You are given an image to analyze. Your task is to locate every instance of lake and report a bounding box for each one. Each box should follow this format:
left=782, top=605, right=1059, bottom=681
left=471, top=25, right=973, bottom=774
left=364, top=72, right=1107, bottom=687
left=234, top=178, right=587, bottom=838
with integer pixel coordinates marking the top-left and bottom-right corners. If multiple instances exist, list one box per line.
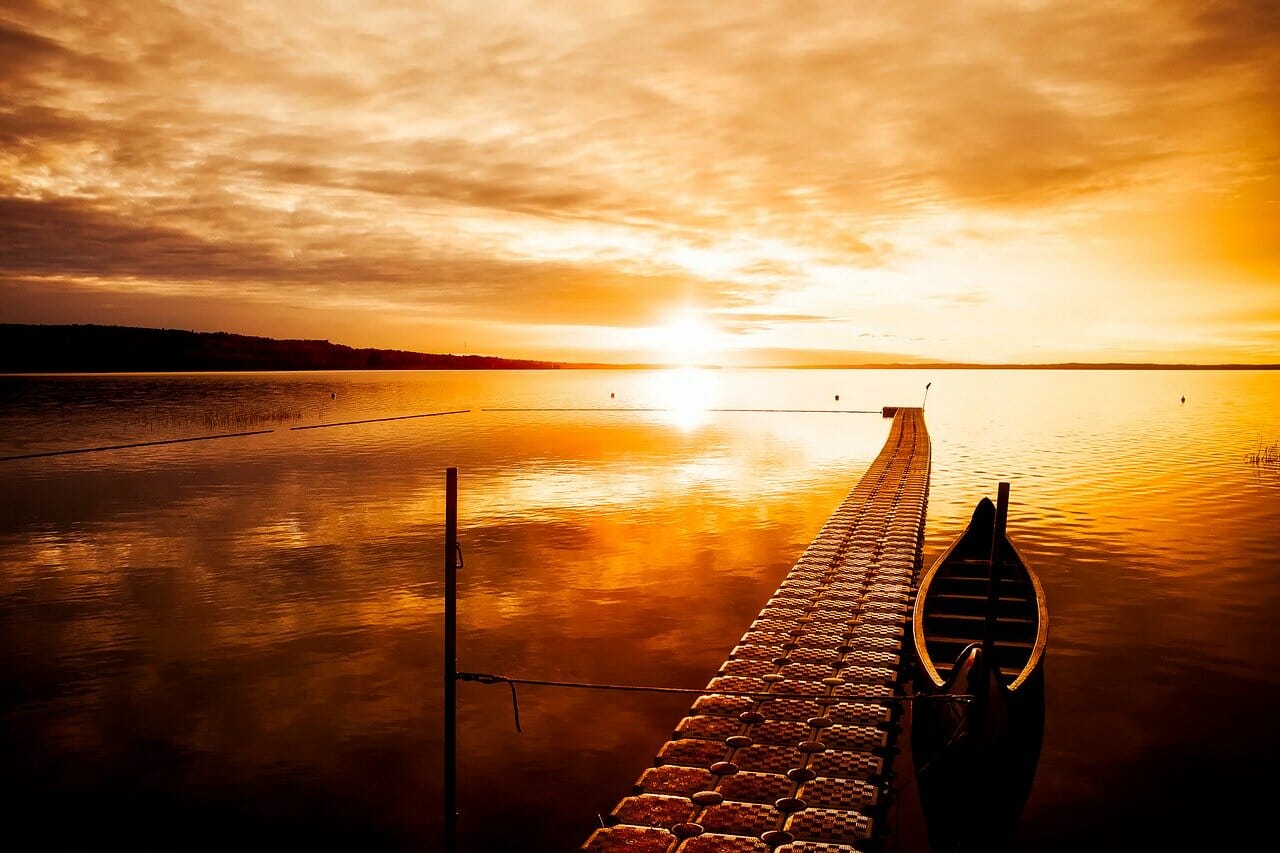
left=1, top=368, right=1277, bottom=851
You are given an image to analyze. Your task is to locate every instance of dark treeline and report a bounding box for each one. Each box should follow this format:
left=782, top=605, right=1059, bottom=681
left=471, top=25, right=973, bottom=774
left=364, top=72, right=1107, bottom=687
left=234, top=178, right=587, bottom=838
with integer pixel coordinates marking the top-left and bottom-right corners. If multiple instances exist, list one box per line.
left=0, top=324, right=565, bottom=372
left=4, top=324, right=1275, bottom=373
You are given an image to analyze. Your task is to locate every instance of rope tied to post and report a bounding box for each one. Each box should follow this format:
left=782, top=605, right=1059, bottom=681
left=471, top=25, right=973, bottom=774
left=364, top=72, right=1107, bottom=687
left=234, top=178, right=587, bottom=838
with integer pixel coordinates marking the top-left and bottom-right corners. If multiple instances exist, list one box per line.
left=457, top=672, right=522, bottom=731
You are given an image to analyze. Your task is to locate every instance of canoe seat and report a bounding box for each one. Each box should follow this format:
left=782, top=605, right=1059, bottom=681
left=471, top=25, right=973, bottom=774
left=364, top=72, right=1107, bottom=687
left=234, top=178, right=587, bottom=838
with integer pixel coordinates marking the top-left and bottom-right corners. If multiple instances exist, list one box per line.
left=925, top=634, right=1034, bottom=652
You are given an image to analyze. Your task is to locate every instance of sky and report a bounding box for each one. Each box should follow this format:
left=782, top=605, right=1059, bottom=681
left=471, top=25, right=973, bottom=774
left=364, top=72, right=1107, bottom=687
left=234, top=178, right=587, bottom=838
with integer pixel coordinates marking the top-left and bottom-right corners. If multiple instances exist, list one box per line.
left=1, top=0, right=1277, bottom=365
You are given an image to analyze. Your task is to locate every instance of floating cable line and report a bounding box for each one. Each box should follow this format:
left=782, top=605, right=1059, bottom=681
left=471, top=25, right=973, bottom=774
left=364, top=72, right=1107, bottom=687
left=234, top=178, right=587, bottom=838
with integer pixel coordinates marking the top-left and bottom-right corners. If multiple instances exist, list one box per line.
left=480, top=407, right=881, bottom=414
left=457, top=671, right=966, bottom=702
left=289, top=409, right=471, bottom=430
left=457, top=670, right=969, bottom=733
left=0, top=429, right=276, bottom=462
left=1, top=409, right=474, bottom=461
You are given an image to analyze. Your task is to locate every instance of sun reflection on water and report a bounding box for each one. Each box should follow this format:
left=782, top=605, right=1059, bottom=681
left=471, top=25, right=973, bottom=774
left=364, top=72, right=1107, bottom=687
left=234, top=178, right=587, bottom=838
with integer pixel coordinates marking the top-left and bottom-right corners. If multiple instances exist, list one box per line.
left=643, top=366, right=719, bottom=431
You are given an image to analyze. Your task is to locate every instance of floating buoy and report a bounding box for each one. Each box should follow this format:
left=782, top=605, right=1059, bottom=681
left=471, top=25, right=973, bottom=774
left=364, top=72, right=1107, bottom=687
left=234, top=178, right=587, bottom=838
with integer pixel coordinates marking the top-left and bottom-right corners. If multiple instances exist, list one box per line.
left=1181, top=396, right=1185, bottom=403
left=611, top=392, right=615, bottom=398
left=835, top=394, right=839, bottom=401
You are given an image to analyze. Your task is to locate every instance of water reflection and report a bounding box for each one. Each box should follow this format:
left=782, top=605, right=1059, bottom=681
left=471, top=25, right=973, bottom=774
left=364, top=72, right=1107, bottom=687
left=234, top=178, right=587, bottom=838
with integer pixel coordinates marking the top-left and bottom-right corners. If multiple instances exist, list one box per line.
left=641, top=366, right=718, bottom=431
left=1, top=369, right=1278, bottom=851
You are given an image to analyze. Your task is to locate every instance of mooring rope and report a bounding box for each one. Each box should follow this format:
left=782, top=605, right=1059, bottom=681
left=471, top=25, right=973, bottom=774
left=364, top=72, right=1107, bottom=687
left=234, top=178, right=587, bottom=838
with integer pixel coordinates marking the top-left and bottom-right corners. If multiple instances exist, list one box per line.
left=457, top=671, right=970, bottom=733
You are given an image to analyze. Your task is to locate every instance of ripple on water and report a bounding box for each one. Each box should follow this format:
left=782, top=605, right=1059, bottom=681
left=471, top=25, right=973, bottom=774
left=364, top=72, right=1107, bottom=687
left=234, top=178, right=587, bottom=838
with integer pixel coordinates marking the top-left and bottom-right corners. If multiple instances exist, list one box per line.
left=1, top=368, right=1279, bottom=850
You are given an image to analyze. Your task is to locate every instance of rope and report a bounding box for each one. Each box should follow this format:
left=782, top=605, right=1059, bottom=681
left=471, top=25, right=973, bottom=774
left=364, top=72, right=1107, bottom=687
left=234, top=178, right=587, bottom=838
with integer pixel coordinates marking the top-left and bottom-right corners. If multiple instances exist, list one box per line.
left=1, top=408, right=471, bottom=461
left=2, top=404, right=874, bottom=461
left=457, top=671, right=971, bottom=733
left=480, top=407, right=881, bottom=414
left=290, top=409, right=470, bottom=430
left=0, top=428, right=275, bottom=461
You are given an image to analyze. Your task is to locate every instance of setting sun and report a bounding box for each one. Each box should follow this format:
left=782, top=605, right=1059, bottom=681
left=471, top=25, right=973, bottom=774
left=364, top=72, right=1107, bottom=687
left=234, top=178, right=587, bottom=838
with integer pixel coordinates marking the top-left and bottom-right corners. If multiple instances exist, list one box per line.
left=646, top=313, right=723, bottom=367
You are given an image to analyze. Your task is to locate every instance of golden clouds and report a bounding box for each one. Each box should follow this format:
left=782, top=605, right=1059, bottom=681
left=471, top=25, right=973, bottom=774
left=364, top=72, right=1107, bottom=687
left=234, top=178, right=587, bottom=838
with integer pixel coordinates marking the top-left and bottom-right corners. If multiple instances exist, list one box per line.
left=0, top=1, right=1276, bottom=362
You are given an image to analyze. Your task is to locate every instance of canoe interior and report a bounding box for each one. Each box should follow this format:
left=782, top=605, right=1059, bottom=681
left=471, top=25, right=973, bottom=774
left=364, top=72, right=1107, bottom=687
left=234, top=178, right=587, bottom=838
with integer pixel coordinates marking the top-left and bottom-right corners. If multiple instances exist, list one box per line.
left=915, top=497, right=1046, bottom=689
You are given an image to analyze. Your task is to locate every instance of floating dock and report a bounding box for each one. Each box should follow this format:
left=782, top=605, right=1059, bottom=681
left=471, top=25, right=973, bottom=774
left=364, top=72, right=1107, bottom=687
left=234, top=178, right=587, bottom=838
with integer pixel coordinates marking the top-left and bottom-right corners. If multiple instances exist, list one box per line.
left=583, top=407, right=931, bottom=852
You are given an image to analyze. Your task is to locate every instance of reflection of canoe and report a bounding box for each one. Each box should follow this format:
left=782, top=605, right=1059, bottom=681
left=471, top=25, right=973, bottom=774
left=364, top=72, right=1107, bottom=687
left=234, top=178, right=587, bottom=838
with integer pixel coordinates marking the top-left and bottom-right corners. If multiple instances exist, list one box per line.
left=910, top=482, right=1049, bottom=853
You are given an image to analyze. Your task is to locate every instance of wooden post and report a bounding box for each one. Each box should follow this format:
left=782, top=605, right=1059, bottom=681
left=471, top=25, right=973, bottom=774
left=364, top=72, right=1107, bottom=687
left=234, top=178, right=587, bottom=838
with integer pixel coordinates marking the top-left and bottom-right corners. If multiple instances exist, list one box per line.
left=981, top=481, right=1011, bottom=664
left=444, top=467, right=458, bottom=853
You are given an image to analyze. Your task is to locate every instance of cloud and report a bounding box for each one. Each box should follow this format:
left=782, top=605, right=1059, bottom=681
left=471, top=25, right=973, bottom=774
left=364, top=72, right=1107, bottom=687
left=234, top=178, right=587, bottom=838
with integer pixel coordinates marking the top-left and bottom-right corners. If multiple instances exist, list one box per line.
left=0, top=196, right=277, bottom=280
left=711, top=311, right=833, bottom=336
left=934, top=290, right=989, bottom=307
left=0, top=195, right=754, bottom=328
left=732, top=346, right=934, bottom=367
left=0, top=17, right=126, bottom=91
left=0, top=1, right=1275, bottom=361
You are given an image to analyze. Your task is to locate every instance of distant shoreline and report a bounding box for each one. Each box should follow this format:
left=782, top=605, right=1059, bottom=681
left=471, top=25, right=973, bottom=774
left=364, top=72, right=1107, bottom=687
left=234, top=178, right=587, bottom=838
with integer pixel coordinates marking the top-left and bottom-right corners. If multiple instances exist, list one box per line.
left=781, top=362, right=1280, bottom=370
left=1, top=324, right=1275, bottom=372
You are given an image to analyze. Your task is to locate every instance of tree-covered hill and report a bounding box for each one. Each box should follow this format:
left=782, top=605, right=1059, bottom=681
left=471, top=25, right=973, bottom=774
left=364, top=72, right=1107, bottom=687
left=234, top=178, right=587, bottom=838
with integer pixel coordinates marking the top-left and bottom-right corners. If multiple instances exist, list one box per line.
left=0, top=324, right=565, bottom=372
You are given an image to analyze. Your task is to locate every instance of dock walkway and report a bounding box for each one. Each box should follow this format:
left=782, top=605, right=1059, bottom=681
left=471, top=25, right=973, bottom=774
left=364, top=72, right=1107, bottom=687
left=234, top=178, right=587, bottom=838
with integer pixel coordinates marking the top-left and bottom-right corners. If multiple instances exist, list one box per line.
left=583, top=407, right=931, bottom=852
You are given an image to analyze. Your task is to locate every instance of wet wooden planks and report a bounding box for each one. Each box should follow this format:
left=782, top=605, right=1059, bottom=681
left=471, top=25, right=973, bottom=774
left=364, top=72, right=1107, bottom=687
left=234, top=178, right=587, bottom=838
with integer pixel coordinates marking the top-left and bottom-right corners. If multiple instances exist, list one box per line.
left=582, top=407, right=931, bottom=853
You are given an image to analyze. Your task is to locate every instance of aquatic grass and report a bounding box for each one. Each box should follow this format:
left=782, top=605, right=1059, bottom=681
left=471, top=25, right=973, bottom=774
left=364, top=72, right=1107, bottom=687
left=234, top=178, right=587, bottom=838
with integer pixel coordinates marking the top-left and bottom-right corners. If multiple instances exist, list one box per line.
left=137, top=406, right=306, bottom=433
left=1244, top=439, right=1279, bottom=469
left=199, top=407, right=305, bottom=431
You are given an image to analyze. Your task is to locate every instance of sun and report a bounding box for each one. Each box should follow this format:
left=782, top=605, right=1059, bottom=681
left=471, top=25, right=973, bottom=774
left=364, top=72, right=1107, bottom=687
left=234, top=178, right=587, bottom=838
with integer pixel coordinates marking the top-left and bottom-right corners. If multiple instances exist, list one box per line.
left=648, top=312, right=722, bottom=366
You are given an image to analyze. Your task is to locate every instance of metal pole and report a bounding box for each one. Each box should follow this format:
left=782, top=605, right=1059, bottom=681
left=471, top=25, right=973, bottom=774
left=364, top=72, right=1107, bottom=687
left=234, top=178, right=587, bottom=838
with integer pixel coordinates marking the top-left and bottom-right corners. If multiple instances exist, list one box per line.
left=981, top=481, right=1010, bottom=662
left=968, top=481, right=1010, bottom=737
left=444, top=466, right=458, bottom=853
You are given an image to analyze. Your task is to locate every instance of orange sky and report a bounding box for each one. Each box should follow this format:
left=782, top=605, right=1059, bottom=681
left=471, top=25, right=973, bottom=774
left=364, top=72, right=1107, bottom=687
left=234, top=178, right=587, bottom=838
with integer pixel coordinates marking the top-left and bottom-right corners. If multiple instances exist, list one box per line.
left=1, top=1, right=1276, bottom=365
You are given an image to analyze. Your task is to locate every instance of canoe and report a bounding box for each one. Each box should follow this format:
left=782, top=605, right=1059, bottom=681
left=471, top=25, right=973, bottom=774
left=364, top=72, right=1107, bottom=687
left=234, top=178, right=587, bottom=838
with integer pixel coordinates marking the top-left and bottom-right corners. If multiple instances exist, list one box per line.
left=909, top=482, right=1048, bottom=853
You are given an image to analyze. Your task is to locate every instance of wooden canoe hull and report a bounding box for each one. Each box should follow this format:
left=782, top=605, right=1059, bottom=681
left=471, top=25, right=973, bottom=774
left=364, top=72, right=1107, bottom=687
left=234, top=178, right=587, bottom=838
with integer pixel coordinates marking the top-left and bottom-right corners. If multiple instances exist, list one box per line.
left=910, top=643, right=1045, bottom=852
left=910, top=492, right=1048, bottom=853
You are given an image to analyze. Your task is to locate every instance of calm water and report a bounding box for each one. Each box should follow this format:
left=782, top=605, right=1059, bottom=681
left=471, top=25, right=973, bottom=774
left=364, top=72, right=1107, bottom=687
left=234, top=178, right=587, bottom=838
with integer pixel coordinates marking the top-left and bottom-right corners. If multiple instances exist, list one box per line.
left=1, top=369, right=1277, bottom=851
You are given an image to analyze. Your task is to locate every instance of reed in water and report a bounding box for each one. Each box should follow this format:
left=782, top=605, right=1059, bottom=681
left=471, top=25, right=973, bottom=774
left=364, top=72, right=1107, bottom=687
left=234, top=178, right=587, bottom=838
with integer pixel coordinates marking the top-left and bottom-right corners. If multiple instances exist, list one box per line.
left=1244, top=439, right=1279, bottom=468
left=139, top=406, right=306, bottom=432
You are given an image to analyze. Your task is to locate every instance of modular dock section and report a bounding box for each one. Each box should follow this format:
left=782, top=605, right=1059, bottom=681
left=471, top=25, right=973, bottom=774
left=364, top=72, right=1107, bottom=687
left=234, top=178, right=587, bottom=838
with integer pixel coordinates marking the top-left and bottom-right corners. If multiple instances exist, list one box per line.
left=583, top=407, right=931, bottom=852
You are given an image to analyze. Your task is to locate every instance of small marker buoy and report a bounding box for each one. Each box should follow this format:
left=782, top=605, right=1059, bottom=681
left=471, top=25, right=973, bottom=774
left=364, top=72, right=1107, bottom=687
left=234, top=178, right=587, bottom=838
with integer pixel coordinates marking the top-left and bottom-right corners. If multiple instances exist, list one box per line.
left=1181, top=396, right=1185, bottom=403
left=331, top=392, right=335, bottom=399
left=610, top=392, right=615, bottom=398
left=834, top=394, right=839, bottom=401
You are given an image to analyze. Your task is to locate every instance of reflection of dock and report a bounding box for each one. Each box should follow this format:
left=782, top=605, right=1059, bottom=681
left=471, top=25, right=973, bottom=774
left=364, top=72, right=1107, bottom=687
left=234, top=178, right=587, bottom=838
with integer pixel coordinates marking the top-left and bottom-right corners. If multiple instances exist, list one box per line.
left=583, top=407, right=931, bottom=851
